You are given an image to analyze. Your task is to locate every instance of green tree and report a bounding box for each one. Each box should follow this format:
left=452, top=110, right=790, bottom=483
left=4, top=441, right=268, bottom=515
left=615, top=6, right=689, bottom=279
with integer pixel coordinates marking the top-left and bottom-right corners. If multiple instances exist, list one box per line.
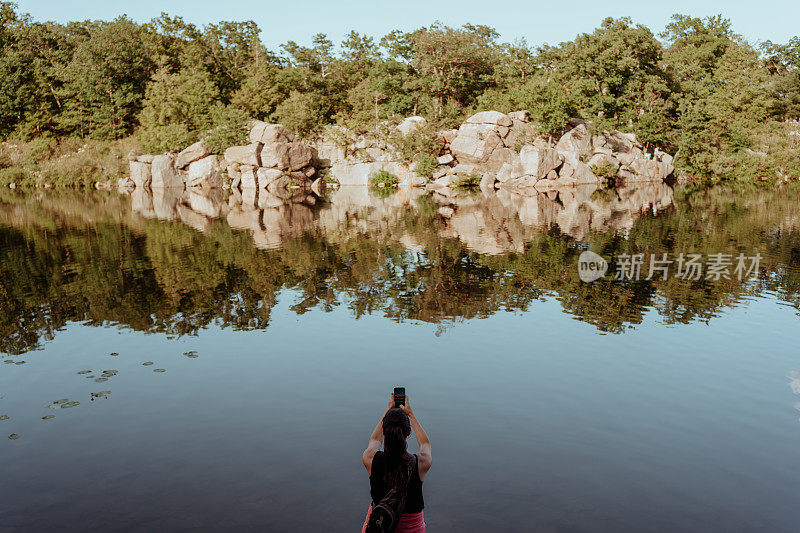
left=57, top=17, right=153, bottom=138
left=136, top=64, right=221, bottom=152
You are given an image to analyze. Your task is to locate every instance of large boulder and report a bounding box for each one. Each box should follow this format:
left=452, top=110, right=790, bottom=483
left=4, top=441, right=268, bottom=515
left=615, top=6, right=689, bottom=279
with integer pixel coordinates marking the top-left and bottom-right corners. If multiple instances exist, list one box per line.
left=558, top=161, right=600, bottom=185
left=465, top=111, right=513, bottom=127
left=555, top=124, right=592, bottom=158
left=129, top=161, right=151, bottom=188
left=623, top=158, right=674, bottom=182
left=450, top=124, right=503, bottom=165
left=260, top=143, right=290, bottom=169
left=397, top=116, right=427, bottom=135
left=260, top=141, right=313, bottom=171
left=588, top=153, right=620, bottom=172
left=439, top=129, right=458, bottom=144
left=151, top=155, right=184, bottom=188
left=176, top=140, right=211, bottom=169
left=286, top=142, right=313, bottom=171
left=257, top=168, right=283, bottom=189
left=187, top=155, right=222, bottom=188
left=240, top=166, right=258, bottom=189
left=519, top=146, right=564, bottom=179
left=224, top=144, right=262, bottom=167
left=605, top=131, right=640, bottom=154
left=250, top=122, right=293, bottom=144
left=496, top=155, right=525, bottom=184
left=484, top=147, right=518, bottom=175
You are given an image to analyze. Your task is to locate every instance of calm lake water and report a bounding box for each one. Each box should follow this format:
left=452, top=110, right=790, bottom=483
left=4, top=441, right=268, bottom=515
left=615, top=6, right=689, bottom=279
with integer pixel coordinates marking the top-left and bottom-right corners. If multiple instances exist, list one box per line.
left=1, top=183, right=799, bottom=532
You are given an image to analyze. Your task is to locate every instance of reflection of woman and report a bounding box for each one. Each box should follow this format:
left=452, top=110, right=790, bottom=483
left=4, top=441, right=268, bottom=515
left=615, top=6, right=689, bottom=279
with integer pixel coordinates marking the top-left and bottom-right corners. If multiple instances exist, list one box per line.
left=361, top=394, right=432, bottom=533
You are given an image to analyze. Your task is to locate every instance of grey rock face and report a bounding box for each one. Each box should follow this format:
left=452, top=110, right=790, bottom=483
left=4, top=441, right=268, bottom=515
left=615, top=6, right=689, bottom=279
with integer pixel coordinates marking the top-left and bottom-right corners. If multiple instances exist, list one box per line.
left=151, top=155, right=184, bottom=189
left=176, top=140, right=211, bottom=169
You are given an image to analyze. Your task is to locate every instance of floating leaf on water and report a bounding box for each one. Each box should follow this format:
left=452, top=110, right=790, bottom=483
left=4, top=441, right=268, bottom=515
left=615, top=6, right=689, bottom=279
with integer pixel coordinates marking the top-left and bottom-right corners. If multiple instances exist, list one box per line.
left=0, top=414, right=9, bottom=421
left=61, top=401, right=79, bottom=409
left=153, top=368, right=166, bottom=373
left=77, top=370, right=92, bottom=375
left=142, top=362, right=154, bottom=366
left=8, top=434, right=19, bottom=440
left=94, top=378, right=108, bottom=383
left=109, top=352, right=119, bottom=357
left=52, top=399, right=70, bottom=405
left=42, top=415, right=55, bottom=420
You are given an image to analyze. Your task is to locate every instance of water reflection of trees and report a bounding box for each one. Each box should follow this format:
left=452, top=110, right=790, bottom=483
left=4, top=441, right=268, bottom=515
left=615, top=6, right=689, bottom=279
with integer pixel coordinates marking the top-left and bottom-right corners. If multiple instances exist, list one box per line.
left=0, top=182, right=798, bottom=354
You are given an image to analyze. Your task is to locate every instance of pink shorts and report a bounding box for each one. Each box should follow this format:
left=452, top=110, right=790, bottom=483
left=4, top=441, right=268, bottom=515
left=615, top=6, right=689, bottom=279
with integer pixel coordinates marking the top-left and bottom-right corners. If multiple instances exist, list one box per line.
left=361, top=505, right=426, bottom=533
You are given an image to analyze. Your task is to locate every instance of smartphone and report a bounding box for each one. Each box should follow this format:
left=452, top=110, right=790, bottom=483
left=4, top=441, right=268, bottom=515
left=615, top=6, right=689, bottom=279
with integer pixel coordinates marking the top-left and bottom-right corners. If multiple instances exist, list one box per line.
left=393, top=387, right=406, bottom=408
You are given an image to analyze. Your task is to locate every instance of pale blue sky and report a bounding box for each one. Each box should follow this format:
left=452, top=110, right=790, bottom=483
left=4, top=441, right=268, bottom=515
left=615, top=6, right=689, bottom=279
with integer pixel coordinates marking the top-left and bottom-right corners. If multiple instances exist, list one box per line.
left=15, top=0, right=799, bottom=51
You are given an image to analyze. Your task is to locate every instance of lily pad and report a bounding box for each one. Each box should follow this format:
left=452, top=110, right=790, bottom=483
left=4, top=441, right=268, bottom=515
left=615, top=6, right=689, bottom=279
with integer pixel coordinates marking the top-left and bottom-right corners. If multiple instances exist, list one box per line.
left=61, top=401, right=80, bottom=409
left=77, top=370, right=92, bottom=375
left=94, top=378, right=108, bottom=383
left=0, top=414, right=9, bottom=421
left=153, top=368, right=166, bottom=373
left=42, top=415, right=55, bottom=420
left=8, top=434, right=19, bottom=440
left=52, top=399, right=70, bottom=405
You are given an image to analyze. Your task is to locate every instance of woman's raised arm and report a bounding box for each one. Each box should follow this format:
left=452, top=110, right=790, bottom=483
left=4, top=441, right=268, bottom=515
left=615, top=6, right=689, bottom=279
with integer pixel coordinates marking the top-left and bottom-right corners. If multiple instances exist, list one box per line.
left=401, top=397, right=432, bottom=480
left=362, top=394, right=393, bottom=474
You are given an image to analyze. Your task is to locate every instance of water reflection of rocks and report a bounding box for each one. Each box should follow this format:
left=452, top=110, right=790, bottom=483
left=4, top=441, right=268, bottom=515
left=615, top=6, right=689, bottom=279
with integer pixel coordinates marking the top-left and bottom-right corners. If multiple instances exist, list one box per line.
left=130, top=183, right=674, bottom=254
left=1, top=183, right=798, bottom=355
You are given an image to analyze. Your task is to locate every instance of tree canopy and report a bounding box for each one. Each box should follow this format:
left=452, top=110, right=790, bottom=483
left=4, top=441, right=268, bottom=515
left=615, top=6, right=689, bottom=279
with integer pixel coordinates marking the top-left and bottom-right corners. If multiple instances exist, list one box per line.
left=0, top=3, right=797, bottom=178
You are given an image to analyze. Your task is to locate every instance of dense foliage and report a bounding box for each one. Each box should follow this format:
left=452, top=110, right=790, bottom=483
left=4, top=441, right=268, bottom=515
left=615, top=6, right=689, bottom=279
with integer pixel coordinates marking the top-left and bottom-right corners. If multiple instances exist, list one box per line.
left=0, top=2, right=798, bottom=180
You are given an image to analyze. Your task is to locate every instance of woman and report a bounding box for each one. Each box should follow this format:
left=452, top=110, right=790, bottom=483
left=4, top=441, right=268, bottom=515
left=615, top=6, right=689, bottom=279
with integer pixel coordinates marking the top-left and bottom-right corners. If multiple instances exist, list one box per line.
left=361, top=394, right=432, bottom=532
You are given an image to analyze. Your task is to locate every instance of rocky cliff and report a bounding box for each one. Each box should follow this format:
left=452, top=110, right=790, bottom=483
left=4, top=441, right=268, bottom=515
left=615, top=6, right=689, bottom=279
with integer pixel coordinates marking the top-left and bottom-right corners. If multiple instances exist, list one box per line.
left=121, top=111, right=675, bottom=195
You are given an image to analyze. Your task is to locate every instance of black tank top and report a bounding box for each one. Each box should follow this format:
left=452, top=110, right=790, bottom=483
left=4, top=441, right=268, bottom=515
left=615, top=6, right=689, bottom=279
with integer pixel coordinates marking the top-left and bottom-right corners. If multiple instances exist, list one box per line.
left=369, top=452, right=425, bottom=513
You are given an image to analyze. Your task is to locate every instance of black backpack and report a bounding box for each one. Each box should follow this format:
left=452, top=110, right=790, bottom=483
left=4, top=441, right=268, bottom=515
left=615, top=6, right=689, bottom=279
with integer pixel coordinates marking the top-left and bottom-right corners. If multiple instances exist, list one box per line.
left=366, top=455, right=417, bottom=533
